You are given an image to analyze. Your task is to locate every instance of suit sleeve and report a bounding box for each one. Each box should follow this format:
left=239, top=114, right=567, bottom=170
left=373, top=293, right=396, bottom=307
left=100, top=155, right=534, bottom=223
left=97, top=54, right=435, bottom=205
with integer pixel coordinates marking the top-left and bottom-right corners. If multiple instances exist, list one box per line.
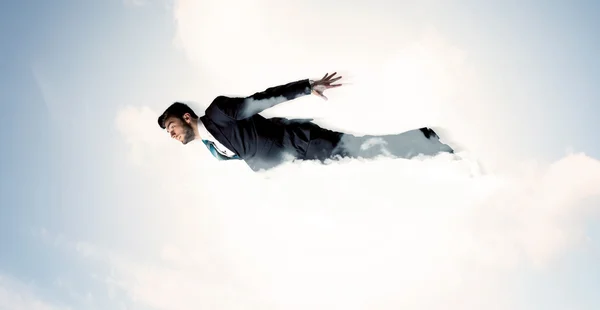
left=207, top=79, right=313, bottom=120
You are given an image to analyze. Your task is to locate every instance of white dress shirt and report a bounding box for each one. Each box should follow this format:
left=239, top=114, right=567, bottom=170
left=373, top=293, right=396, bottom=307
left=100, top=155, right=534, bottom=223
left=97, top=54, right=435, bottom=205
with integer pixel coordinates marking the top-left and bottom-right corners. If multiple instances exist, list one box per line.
left=197, top=119, right=238, bottom=158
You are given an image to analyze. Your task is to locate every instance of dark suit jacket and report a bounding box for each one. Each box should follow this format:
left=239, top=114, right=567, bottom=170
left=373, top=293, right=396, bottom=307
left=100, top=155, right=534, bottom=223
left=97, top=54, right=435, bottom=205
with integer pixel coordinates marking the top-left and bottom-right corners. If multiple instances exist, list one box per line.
left=199, top=79, right=343, bottom=171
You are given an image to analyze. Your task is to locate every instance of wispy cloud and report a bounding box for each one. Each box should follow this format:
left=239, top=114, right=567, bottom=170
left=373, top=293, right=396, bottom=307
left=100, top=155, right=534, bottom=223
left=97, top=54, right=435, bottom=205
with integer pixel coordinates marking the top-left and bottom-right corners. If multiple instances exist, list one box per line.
left=0, top=273, right=71, bottom=310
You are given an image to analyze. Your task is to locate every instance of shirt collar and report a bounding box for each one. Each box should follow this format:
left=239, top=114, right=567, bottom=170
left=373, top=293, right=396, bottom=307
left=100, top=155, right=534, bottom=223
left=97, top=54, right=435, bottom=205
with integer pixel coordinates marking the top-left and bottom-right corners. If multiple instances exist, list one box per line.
left=197, top=118, right=210, bottom=140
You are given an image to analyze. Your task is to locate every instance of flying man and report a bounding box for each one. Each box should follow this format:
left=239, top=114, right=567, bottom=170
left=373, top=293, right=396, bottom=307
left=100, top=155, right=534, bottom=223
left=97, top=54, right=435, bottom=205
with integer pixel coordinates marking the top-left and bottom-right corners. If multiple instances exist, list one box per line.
left=158, top=72, right=454, bottom=172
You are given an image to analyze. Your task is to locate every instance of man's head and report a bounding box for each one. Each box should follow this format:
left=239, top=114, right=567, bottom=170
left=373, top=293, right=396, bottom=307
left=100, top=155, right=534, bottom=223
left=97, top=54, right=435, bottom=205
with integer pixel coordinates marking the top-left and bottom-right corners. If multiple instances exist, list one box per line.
left=158, top=102, right=199, bottom=145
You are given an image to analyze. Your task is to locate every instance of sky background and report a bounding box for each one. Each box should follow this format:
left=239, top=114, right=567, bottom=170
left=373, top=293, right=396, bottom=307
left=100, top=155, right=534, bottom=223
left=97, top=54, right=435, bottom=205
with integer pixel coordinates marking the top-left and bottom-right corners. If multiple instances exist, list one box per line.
left=1, top=0, right=600, bottom=309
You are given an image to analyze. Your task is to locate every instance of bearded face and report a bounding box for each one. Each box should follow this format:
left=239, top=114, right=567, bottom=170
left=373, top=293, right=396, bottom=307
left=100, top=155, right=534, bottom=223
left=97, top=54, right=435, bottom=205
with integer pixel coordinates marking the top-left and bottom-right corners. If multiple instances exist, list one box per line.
left=180, top=121, right=195, bottom=144
left=164, top=116, right=196, bottom=145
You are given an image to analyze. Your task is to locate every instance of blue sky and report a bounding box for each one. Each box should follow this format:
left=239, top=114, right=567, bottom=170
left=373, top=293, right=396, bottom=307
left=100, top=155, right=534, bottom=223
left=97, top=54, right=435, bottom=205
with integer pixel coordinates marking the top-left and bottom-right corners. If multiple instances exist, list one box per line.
left=1, top=1, right=600, bottom=310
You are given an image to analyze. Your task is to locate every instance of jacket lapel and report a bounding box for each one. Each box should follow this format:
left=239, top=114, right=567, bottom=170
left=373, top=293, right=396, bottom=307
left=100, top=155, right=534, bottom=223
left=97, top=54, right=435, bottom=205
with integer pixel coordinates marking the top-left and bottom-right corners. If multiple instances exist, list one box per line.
left=199, top=115, right=238, bottom=156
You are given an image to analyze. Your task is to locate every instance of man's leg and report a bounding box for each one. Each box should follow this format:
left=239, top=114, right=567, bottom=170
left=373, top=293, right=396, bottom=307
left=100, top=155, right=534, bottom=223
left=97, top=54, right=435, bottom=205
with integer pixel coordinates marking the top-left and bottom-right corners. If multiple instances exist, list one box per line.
left=331, top=127, right=454, bottom=160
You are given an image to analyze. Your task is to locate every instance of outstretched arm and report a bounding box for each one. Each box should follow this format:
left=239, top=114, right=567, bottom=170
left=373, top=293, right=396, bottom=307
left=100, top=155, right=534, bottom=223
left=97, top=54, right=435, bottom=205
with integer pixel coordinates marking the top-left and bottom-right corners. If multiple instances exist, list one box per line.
left=209, top=72, right=343, bottom=120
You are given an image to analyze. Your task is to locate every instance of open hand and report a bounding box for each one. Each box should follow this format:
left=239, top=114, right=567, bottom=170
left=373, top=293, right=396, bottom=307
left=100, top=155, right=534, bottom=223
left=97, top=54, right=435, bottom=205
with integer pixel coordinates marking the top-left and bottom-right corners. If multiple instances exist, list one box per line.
left=311, top=72, right=343, bottom=100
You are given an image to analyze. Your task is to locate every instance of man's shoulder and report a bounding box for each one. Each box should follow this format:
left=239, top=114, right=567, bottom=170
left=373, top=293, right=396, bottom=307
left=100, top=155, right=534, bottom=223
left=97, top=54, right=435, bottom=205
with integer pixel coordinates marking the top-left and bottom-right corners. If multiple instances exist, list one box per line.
left=204, top=96, right=231, bottom=120
left=210, top=94, right=243, bottom=104
left=205, top=95, right=245, bottom=117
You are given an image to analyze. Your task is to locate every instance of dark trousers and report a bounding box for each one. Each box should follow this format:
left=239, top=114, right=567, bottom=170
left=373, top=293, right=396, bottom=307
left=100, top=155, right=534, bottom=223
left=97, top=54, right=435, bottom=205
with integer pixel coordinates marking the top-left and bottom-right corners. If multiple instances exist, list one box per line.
left=328, top=127, right=454, bottom=161
left=276, top=116, right=455, bottom=164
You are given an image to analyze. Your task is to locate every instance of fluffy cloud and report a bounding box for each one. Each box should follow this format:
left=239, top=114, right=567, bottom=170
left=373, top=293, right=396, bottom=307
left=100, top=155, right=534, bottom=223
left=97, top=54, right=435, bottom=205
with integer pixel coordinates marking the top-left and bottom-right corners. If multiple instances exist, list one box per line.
left=63, top=129, right=600, bottom=310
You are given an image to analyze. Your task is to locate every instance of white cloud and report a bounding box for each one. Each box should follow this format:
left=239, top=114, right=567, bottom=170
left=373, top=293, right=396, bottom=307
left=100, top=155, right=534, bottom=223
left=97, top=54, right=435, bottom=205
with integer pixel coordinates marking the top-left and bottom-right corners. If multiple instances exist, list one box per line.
left=110, top=105, right=600, bottom=310
left=67, top=136, right=600, bottom=310
left=115, top=105, right=171, bottom=167
left=0, top=274, right=71, bottom=310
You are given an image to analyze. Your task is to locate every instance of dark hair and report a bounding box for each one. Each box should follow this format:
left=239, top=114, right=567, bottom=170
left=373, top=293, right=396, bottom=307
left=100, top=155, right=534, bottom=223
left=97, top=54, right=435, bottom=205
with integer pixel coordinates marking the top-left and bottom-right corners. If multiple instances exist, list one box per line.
left=157, top=102, right=199, bottom=129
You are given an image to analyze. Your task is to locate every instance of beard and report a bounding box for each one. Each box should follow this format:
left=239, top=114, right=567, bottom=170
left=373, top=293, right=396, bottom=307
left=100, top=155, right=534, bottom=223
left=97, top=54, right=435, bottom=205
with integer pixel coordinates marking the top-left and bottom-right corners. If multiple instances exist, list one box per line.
left=181, top=122, right=196, bottom=145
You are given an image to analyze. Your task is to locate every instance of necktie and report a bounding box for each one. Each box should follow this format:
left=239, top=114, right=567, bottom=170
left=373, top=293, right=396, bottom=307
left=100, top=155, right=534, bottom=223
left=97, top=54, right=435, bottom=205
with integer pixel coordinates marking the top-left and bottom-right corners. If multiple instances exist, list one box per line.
left=202, top=140, right=240, bottom=160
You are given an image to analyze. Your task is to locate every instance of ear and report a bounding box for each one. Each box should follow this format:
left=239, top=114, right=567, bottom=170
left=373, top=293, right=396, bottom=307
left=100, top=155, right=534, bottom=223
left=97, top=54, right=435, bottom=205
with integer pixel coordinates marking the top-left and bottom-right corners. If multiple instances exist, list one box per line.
left=182, top=112, right=192, bottom=124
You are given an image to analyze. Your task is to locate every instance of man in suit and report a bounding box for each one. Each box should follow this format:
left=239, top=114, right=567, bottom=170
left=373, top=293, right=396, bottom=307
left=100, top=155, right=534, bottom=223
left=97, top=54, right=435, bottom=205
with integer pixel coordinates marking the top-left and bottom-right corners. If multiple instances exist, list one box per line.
left=158, top=72, right=454, bottom=172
